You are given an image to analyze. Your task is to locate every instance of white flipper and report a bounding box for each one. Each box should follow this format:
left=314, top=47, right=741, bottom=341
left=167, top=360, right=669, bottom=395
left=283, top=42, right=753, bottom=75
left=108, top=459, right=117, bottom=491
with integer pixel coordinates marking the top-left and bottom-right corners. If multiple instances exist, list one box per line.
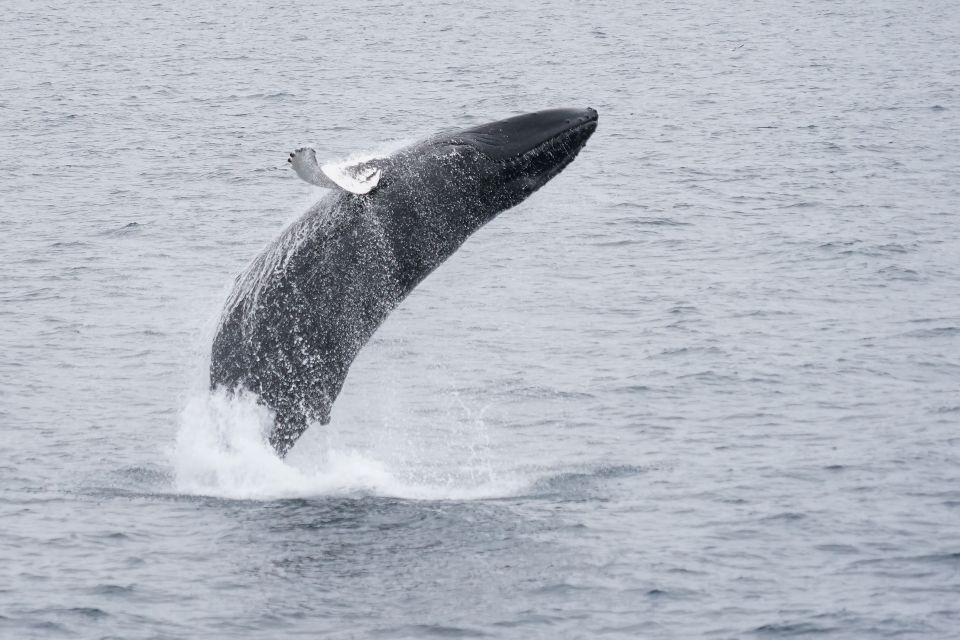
left=289, top=147, right=334, bottom=188
left=288, top=147, right=382, bottom=195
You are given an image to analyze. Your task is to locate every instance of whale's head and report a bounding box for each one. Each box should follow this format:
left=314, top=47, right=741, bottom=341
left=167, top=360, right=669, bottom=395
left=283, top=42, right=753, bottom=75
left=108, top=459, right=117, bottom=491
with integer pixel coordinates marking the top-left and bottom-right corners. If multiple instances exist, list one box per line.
left=412, top=107, right=598, bottom=215
left=365, top=108, right=598, bottom=288
left=362, top=107, right=597, bottom=214
left=442, top=107, right=599, bottom=206
left=375, top=108, right=597, bottom=210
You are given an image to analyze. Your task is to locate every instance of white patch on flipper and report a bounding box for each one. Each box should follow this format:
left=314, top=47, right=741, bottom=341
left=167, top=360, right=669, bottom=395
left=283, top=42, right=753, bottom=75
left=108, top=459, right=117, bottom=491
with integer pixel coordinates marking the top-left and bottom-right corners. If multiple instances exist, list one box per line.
left=321, top=161, right=382, bottom=195
left=289, top=146, right=384, bottom=195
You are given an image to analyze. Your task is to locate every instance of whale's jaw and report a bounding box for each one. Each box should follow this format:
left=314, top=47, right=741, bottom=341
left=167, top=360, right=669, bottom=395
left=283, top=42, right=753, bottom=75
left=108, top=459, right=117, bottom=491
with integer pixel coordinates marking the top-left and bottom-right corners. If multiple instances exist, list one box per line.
left=450, top=107, right=598, bottom=198
left=454, top=108, right=599, bottom=162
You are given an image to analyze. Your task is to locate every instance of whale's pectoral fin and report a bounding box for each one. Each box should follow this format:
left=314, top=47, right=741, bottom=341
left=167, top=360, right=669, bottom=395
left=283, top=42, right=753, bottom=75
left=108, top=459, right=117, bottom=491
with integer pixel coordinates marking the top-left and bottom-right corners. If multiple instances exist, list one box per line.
left=288, top=147, right=382, bottom=195
left=288, top=147, right=338, bottom=189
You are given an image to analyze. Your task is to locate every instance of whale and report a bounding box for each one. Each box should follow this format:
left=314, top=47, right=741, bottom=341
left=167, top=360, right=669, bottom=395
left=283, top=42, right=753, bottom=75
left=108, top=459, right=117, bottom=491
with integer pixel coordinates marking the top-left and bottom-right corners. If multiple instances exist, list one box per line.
left=210, top=107, right=598, bottom=456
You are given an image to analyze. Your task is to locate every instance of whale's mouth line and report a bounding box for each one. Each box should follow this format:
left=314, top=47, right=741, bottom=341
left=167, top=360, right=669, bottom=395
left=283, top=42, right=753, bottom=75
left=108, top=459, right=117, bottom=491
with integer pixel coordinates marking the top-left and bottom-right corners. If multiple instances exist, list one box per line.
left=445, top=109, right=598, bottom=171
left=500, top=117, right=597, bottom=182
left=516, top=119, right=597, bottom=163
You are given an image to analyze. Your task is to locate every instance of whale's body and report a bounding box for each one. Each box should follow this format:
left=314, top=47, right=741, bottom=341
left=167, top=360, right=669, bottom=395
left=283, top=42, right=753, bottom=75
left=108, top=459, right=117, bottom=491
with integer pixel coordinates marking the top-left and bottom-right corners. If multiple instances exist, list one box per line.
left=210, top=108, right=598, bottom=455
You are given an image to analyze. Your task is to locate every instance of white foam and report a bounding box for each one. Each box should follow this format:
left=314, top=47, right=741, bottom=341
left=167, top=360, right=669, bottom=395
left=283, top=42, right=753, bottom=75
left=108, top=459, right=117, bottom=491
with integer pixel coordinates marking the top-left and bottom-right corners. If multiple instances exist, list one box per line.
left=171, top=391, right=531, bottom=501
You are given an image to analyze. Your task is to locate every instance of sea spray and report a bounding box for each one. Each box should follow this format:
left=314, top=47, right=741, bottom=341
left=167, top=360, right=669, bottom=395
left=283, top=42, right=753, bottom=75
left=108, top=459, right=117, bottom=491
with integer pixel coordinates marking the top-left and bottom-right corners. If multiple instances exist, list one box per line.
left=171, top=390, right=531, bottom=501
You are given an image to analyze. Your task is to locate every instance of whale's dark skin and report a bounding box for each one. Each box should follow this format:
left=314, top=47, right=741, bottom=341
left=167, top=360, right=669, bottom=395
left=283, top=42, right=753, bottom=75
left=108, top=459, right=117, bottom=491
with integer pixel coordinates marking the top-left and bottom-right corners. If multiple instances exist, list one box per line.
left=210, top=107, right=598, bottom=456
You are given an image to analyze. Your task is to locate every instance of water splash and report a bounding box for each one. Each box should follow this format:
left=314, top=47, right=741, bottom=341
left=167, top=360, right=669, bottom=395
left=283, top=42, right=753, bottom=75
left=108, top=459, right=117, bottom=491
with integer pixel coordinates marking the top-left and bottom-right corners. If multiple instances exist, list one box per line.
left=171, top=391, right=531, bottom=501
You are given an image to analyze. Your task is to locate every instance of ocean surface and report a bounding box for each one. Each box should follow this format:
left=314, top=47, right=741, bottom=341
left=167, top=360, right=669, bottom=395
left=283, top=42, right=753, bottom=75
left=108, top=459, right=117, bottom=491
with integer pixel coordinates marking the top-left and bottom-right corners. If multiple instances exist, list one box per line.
left=2, top=1, right=959, bottom=638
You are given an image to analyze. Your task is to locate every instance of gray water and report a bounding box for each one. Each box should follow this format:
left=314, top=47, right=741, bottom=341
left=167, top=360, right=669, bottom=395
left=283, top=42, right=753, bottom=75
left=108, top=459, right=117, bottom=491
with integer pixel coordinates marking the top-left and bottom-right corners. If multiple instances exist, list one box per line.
left=2, top=1, right=959, bottom=638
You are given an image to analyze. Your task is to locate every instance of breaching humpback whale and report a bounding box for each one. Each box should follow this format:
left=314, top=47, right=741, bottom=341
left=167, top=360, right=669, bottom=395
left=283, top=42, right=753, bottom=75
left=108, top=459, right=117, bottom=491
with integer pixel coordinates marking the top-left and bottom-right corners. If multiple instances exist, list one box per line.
left=210, top=107, right=598, bottom=456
